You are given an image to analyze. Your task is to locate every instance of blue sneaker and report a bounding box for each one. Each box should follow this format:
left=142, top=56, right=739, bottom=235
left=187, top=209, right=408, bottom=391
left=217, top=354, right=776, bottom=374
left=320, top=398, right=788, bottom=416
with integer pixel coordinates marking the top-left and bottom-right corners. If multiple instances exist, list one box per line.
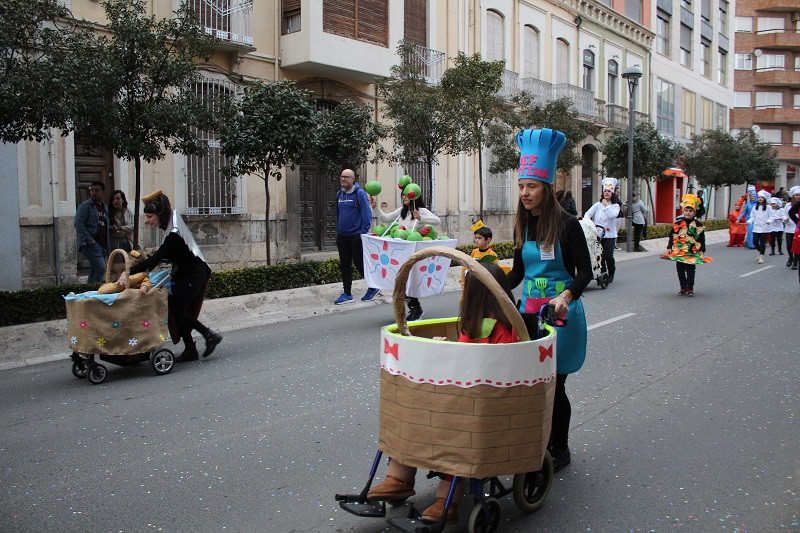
left=361, top=288, right=381, bottom=301
left=334, top=293, right=353, bottom=305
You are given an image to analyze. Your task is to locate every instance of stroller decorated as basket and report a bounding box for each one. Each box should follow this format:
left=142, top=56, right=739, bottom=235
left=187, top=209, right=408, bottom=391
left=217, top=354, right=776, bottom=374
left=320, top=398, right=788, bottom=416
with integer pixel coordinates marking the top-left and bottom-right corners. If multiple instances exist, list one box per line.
left=337, top=247, right=558, bottom=533
left=579, top=218, right=609, bottom=289
left=65, top=249, right=175, bottom=385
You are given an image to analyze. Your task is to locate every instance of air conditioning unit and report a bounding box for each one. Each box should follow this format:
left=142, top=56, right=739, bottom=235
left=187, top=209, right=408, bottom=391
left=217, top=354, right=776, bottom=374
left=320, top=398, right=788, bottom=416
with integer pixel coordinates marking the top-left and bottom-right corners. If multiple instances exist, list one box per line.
left=791, top=11, right=800, bottom=22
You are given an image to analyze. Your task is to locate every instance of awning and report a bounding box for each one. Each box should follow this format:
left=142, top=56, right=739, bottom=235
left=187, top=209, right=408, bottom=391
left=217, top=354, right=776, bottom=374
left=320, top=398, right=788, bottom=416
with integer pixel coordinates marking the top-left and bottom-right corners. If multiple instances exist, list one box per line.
left=662, top=167, right=687, bottom=178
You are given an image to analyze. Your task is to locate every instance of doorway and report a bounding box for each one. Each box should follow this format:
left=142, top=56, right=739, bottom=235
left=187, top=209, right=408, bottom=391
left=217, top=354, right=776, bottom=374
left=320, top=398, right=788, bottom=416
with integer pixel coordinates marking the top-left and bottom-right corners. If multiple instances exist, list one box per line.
left=299, top=163, right=339, bottom=252
left=74, top=136, right=113, bottom=270
left=581, top=145, right=597, bottom=214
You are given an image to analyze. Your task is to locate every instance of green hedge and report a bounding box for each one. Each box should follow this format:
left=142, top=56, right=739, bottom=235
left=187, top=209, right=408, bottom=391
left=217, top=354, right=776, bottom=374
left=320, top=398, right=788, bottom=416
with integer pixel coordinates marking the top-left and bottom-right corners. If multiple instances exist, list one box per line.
left=0, top=220, right=728, bottom=327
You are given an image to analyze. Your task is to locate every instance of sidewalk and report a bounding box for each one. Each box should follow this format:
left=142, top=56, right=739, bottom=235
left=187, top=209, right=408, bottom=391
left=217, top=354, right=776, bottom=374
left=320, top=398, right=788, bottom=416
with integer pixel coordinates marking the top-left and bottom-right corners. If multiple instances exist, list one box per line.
left=0, top=230, right=730, bottom=371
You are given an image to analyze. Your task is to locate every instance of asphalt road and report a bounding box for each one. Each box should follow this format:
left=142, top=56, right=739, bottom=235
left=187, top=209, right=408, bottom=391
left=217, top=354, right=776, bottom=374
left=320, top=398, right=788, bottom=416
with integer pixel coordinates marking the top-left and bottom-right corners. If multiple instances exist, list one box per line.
left=1, top=242, right=798, bottom=533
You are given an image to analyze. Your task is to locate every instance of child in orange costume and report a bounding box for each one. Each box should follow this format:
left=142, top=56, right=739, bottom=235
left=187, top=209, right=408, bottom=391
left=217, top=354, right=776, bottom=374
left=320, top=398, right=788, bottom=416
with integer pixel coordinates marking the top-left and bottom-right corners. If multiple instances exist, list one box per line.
left=727, top=195, right=747, bottom=247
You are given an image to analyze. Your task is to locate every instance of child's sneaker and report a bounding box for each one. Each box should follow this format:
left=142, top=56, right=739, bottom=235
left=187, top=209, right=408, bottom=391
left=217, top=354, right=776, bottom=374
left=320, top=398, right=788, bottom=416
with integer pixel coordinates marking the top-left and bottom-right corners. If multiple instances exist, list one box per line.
left=678, top=289, right=687, bottom=295
left=686, top=289, right=694, bottom=297
left=334, top=293, right=353, bottom=305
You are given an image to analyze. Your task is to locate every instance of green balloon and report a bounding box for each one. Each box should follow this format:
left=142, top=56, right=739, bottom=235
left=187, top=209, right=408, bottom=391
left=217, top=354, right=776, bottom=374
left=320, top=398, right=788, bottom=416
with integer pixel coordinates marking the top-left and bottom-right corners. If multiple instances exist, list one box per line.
left=364, top=180, right=382, bottom=196
left=393, top=229, right=409, bottom=240
left=421, top=236, right=433, bottom=241
left=407, top=231, right=423, bottom=242
left=374, top=225, right=386, bottom=236
left=437, top=235, right=450, bottom=240
left=403, top=183, right=422, bottom=200
left=398, top=175, right=412, bottom=190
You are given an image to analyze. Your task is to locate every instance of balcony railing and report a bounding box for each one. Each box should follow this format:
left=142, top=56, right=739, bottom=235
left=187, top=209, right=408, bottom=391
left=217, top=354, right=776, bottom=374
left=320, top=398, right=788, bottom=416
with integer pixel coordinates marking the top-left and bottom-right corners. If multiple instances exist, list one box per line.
left=403, top=44, right=446, bottom=85
left=753, top=68, right=800, bottom=88
left=554, top=84, right=597, bottom=117
left=754, top=29, right=800, bottom=50
left=606, top=104, right=629, bottom=128
left=498, top=69, right=520, bottom=100
left=192, top=0, right=254, bottom=48
left=521, top=77, right=554, bottom=106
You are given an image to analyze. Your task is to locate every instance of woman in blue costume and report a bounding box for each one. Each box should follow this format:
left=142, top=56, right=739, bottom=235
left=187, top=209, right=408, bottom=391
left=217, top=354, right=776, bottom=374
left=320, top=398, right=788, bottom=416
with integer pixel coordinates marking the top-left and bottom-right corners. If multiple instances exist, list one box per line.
left=507, top=129, right=593, bottom=473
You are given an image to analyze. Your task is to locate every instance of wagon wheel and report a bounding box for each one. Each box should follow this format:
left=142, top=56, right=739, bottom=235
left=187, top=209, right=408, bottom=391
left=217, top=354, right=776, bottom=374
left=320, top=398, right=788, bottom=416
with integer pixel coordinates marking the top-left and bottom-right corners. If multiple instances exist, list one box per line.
left=467, top=498, right=501, bottom=533
left=513, top=450, right=554, bottom=512
left=393, top=247, right=530, bottom=342
left=88, top=364, right=107, bottom=385
left=150, top=348, right=175, bottom=375
left=72, top=352, right=86, bottom=379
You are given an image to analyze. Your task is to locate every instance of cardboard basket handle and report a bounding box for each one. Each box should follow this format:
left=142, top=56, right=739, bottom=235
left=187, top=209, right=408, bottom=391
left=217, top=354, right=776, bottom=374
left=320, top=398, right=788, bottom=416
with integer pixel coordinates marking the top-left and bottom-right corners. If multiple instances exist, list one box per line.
left=392, top=246, right=530, bottom=341
left=104, top=248, right=131, bottom=289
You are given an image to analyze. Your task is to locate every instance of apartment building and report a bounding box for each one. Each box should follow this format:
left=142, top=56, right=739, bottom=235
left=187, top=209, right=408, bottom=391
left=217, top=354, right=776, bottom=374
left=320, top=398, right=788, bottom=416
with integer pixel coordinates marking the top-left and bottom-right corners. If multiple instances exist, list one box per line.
left=3, top=1, right=656, bottom=290
left=730, top=0, right=800, bottom=193
left=650, top=0, right=736, bottom=221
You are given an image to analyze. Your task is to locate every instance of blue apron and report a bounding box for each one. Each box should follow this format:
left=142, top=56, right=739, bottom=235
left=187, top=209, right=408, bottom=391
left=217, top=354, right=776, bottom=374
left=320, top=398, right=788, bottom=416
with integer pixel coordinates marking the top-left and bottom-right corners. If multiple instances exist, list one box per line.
left=519, top=240, right=587, bottom=374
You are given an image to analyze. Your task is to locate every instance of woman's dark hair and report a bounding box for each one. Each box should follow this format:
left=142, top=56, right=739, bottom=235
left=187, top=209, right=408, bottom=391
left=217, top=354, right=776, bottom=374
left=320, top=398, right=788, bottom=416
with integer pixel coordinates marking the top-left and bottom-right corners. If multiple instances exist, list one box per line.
left=459, top=263, right=516, bottom=340
left=143, top=194, right=172, bottom=230
left=400, top=194, right=427, bottom=220
left=599, top=190, right=622, bottom=204
left=754, top=195, right=767, bottom=210
left=513, top=181, right=564, bottom=250
left=110, top=189, right=128, bottom=219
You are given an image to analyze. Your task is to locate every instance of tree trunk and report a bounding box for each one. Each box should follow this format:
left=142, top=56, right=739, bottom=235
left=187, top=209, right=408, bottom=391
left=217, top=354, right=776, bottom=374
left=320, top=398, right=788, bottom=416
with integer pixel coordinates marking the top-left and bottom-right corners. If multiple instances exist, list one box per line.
left=133, top=156, right=141, bottom=248
left=264, top=176, right=271, bottom=265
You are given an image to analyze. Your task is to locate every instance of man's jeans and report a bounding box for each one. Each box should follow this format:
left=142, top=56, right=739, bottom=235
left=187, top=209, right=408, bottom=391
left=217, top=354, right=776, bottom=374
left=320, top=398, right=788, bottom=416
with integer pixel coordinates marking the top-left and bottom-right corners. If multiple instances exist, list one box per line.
left=81, top=243, right=108, bottom=283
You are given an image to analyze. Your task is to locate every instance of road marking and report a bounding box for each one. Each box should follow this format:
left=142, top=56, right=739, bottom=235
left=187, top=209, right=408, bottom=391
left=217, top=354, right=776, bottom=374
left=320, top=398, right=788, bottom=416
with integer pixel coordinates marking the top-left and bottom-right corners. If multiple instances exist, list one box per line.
left=739, top=265, right=774, bottom=278
left=588, top=312, right=636, bottom=331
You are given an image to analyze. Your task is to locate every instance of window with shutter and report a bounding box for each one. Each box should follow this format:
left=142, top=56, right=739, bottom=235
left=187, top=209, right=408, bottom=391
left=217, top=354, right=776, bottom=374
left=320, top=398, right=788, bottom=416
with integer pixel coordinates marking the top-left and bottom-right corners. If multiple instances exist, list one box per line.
left=323, top=0, right=388, bottom=47
left=555, top=39, right=569, bottom=84
left=283, top=0, right=301, bottom=35
left=523, top=25, right=540, bottom=78
left=404, top=0, right=426, bottom=47
left=486, top=10, right=504, bottom=62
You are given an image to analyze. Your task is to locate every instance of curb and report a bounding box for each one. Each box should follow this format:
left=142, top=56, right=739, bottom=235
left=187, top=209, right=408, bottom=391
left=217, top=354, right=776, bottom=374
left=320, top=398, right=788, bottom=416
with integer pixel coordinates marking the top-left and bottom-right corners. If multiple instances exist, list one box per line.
left=0, top=230, right=730, bottom=371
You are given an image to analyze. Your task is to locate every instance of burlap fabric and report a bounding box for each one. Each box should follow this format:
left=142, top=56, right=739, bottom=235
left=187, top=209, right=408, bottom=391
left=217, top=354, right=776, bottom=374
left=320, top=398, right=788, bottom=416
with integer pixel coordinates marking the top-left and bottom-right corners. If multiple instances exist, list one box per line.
left=66, top=249, right=169, bottom=355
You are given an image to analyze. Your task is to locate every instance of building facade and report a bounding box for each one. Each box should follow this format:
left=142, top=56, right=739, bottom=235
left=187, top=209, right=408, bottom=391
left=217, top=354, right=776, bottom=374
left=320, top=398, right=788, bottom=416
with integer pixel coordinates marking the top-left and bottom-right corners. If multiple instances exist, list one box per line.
left=5, top=1, right=692, bottom=290
left=649, top=0, right=736, bottom=221
left=730, top=0, right=800, bottom=195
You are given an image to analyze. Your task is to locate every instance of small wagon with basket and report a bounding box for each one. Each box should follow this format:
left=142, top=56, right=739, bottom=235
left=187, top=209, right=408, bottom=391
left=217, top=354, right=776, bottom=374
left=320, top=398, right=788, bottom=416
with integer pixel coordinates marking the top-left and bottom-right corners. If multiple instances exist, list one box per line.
left=66, top=249, right=175, bottom=385
left=337, top=247, right=558, bottom=533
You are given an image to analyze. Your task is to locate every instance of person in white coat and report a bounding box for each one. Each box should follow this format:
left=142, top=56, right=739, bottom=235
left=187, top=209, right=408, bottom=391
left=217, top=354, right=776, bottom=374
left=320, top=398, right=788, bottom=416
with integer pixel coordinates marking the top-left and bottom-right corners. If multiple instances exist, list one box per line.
left=747, top=189, right=773, bottom=264
left=584, top=178, right=621, bottom=282
left=768, top=197, right=785, bottom=256
left=370, top=191, right=441, bottom=320
left=784, top=186, right=800, bottom=268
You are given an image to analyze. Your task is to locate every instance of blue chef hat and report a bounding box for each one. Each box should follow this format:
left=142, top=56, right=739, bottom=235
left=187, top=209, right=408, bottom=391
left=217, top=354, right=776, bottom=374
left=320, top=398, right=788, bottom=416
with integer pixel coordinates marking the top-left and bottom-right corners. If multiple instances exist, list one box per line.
left=516, top=128, right=567, bottom=184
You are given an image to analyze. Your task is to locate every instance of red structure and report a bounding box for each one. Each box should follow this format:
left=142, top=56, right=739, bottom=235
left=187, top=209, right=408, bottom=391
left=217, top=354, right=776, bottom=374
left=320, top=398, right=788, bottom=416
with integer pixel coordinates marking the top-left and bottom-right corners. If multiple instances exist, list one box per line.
left=655, top=168, right=687, bottom=223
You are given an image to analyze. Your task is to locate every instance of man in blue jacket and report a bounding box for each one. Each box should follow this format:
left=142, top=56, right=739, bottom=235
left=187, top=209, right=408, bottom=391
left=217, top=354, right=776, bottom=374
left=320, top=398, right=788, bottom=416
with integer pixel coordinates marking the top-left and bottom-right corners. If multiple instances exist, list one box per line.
left=335, top=169, right=380, bottom=304
left=74, top=181, right=111, bottom=283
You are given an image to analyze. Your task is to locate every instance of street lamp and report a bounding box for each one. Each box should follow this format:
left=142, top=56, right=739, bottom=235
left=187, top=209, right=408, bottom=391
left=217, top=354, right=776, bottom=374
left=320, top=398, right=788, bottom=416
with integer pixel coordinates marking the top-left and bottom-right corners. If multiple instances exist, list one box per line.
left=621, top=66, right=642, bottom=253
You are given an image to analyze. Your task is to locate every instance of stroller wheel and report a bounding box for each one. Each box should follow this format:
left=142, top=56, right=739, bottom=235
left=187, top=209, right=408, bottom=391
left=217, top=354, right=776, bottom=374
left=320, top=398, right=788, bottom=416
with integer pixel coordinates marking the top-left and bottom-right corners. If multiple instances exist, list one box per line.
left=512, top=450, right=554, bottom=512
left=150, top=348, right=175, bottom=375
left=88, top=364, right=107, bottom=385
left=468, top=498, right=501, bottom=533
left=72, top=361, right=87, bottom=379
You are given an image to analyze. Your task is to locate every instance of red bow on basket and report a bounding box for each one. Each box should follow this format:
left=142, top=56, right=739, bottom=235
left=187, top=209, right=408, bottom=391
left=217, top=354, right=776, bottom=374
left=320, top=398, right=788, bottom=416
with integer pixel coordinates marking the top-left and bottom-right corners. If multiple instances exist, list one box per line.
left=538, top=344, right=553, bottom=363
left=384, top=339, right=399, bottom=360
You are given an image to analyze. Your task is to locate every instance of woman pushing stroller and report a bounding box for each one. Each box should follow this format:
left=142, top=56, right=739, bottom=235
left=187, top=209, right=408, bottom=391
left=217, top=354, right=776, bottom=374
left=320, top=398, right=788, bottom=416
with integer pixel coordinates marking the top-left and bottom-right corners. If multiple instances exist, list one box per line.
left=117, top=190, right=222, bottom=362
